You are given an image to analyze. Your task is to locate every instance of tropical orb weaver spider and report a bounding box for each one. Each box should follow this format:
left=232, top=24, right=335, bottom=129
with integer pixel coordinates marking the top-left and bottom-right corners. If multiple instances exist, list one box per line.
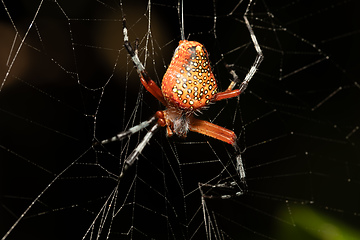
left=97, top=7, right=263, bottom=194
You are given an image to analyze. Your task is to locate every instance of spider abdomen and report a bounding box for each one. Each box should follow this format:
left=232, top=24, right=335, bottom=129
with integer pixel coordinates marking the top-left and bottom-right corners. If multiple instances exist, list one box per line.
left=162, top=40, right=217, bottom=111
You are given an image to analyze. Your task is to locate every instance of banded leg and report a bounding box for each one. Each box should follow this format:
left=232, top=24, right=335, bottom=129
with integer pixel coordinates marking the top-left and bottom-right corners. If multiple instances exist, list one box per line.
left=119, top=123, right=160, bottom=179
left=94, top=115, right=161, bottom=179
left=213, top=0, right=263, bottom=102
left=198, top=140, right=247, bottom=198
left=97, top=116, right=157, bottom=145
left=122, top=18, right=167, bottom=106
left=240, top=0, right=264, bottom=92
left=233, top=142, right=247, bottom=190
left=188, top=117, right=247, bottom=190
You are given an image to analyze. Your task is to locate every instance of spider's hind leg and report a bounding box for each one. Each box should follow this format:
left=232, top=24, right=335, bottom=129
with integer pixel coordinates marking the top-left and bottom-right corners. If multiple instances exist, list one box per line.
left=232, top=141, right=247, bottom=192
left=198, top=142, right=247, bottom=199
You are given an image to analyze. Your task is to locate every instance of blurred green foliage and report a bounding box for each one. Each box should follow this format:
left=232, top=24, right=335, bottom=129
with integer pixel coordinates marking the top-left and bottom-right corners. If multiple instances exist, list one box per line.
left=277, top=206, right=360, bottom=240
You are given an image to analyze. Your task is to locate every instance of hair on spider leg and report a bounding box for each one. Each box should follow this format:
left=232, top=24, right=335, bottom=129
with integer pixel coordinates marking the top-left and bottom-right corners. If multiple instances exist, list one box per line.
left=193, top=104, right=210, bottom=116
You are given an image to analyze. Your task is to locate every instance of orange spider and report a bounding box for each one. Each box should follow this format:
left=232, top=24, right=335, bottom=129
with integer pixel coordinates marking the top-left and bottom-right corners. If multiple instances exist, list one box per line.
left=98, top=17, right=263, bottom=191
left=148, top=39, right=242, bottom=144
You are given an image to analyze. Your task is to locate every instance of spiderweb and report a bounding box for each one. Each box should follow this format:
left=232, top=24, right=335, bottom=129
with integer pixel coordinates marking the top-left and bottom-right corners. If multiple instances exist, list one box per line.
left=1, top=0, right=360, bottom=239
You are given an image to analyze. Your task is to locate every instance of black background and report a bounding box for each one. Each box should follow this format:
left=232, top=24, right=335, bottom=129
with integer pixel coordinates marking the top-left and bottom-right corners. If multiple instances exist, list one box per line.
left=1, top=0, right=360, bottom=239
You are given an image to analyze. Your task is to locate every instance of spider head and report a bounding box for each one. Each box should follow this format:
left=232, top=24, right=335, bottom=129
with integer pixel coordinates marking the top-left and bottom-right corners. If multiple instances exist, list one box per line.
left=161, top=40, right=218, bottom=112
left=162, top=108, right=190, bottom=138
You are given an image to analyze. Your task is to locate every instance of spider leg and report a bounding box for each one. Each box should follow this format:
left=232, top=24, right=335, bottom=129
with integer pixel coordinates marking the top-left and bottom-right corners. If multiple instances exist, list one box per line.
left=119, top=123, right=161, bottom=179
left=240, top=1, right=264, bottom=92
left=213, top=0, right=263, bottom=102
left=188, top=117, right=237, bottom=145
left=233, top=142, right=247, bottom=189
left=199, top=182, right=244, bottom=199
left=96, top=116, right=157, bottom=145
left=95, top=112, right=166, bottom=179
left=188, top=117, right=247, bottom=189
left=122, top=18, right=167, bottom=106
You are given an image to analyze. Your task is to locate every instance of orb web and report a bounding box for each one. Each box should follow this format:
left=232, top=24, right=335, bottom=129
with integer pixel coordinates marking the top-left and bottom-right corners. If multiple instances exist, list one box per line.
left=1, top=0, right=360, bottom=239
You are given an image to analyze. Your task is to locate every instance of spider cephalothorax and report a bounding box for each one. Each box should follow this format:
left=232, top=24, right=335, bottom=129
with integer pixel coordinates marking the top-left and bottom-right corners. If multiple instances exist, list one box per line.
left=158, top=108, right=191, bottom=138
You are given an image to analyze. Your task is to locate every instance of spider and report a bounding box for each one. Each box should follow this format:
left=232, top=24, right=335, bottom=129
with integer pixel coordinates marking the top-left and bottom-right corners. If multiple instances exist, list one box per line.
left=97, top=6, right=263, bottom=194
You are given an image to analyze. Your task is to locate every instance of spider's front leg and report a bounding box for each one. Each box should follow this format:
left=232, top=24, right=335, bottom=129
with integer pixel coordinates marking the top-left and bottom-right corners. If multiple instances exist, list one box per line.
left=213, top=3, right=263, bottom=103
left=122, top=18, right=167, bottom=106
